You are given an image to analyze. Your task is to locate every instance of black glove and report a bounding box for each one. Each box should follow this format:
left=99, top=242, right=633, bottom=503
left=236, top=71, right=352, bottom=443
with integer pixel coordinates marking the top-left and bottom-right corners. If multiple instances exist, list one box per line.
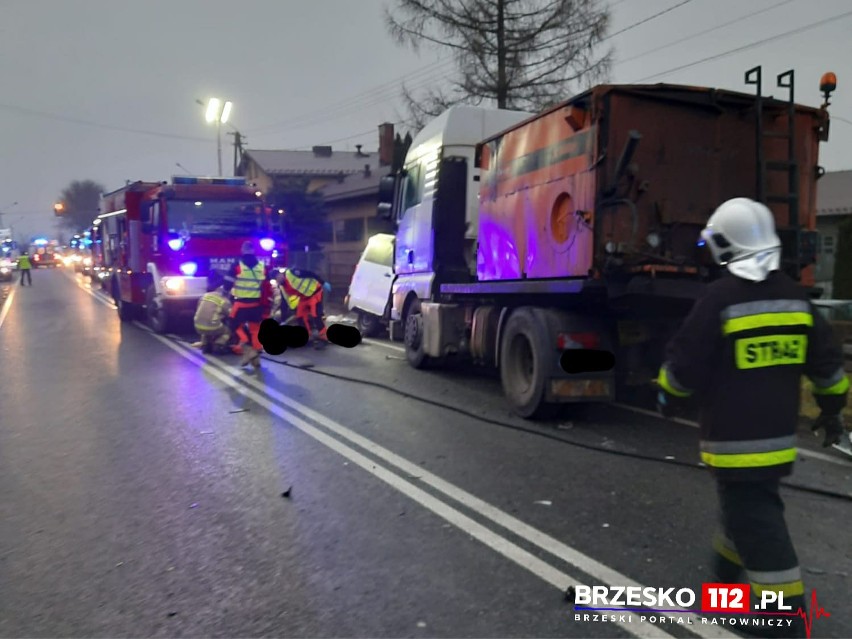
left=811, top=413, right=844, bottom=447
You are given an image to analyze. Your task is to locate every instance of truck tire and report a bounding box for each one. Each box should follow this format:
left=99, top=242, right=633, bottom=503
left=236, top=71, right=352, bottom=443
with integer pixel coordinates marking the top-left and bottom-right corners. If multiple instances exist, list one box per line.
left=146, top=284, right=171, bottom=334
left=112, top=278, right=137, bottom=322
left=500, top=307, right=554, bottom=419
left=404, top=299, right=443, bottom=369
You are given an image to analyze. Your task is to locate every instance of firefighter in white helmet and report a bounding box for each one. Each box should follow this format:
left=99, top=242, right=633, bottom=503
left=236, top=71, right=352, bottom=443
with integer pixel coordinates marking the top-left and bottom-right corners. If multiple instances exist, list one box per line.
left=656, top=197, right=848, bottom=636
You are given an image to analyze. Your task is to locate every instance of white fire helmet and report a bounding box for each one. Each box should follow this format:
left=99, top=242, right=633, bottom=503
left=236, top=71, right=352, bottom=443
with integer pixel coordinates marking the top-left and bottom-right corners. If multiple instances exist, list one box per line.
left=700, top=197, right=781, bottom=282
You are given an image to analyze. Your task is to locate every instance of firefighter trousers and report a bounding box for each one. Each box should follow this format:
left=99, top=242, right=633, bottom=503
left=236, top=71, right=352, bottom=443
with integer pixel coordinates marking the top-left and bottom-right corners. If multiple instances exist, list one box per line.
left=713, top=479, right=807, bottom=637
left=229, top=300, right=264, bottom=351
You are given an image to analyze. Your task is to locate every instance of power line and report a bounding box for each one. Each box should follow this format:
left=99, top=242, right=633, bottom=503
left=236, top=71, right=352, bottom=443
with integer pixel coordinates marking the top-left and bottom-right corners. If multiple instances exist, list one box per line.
left=0, top=102, right=214, bottom=143
left=606, top=0, right=694, bottom=40
left=634, top=8, right=852, bottom=83
left=247, top=2, right=696, bottom=139
left=616, top=0, right=796, bottom=66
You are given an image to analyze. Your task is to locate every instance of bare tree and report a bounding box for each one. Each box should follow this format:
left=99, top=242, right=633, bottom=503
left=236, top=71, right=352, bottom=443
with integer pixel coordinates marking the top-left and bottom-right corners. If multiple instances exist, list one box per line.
left=385, top=0, right=612, bottom=127
left=55, top=179, right=106, bottom=232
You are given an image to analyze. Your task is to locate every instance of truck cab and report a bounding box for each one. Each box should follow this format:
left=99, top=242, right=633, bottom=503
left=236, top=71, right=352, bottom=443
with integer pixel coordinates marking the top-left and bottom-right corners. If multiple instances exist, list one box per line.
left=380, top=105, right=533, bottom=339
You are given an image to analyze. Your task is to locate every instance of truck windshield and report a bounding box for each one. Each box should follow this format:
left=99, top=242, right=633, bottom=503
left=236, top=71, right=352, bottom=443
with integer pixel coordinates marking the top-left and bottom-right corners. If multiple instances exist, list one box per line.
left=165, top=200, right=266, bottom=237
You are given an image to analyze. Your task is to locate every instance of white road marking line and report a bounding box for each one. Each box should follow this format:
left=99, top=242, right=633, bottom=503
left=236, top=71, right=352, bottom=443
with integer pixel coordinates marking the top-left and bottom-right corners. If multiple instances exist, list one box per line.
left=0, top=285, right=17, bottom=330
left=613, top=402, right=851, bottom=468
left=362, top=337, right=405, bottom=354
left=162, top=336, right=736, bottom=639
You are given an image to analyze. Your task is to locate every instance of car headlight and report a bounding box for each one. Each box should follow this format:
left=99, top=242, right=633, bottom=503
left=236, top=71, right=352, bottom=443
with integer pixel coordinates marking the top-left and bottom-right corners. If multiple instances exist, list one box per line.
left=0, top=267, right=9, bottom=274
left=83, top=257, right=93, bottom=266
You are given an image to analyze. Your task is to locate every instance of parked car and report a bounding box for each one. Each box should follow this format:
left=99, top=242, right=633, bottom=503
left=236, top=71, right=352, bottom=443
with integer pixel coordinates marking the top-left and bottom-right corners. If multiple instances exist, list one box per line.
left=346, top=233, right=395, bottom=337
left=0, top=257, right=15, bottom=282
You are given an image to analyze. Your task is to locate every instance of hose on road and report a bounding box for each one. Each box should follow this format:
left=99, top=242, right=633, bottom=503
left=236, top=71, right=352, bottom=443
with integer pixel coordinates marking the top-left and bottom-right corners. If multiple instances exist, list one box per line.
left=247, top=349, right=852, bottom=504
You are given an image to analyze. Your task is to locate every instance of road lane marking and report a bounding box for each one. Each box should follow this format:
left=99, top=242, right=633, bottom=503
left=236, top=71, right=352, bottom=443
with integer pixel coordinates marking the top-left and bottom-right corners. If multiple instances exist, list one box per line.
left=613, top=402, right=850, bottom=468
left=155, top=333, right=736, bottom=639
left=0, top=285, right=17, bottom=330
left=362, top=338, right=405, bottom=354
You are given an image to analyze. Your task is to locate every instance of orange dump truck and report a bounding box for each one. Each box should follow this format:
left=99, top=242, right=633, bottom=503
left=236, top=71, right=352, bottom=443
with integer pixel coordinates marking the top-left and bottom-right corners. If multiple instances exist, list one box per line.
left=377, top=68, right=837, bottom=418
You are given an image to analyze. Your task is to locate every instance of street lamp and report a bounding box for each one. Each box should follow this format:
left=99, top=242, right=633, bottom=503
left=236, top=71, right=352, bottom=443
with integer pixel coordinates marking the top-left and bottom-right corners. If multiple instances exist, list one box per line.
left=53, top=202, right=65, bottom=216
left=198, top=97, right=233, bottom=176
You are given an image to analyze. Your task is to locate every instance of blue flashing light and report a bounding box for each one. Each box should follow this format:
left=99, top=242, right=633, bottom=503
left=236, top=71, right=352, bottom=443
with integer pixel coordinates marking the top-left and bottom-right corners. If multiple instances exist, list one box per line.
left=168, top=238, right=184, bottom=251
left=259, top=238, right=275, bottom=251
left=180, top=262, right=198, bottom=276
left=697, top=240, right=706, bottom=247
left=172, top=176, right=247, bottom=186
left=34, top=238, right=48, bottom=245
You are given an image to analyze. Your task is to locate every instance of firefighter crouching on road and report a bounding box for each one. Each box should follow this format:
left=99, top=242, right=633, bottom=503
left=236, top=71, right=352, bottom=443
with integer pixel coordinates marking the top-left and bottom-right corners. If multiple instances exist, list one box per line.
left=657, top=198, right=849, bottom=638
left=223, top=240, right=271, bottom=368
left=192, top=273, right=232, bottom=354
left=276, top=267, right=331, bottom=348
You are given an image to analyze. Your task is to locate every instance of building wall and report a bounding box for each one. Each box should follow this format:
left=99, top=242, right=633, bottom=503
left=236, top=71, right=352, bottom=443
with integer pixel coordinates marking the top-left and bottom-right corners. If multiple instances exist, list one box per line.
left=321, top=195, right=394, bottom=296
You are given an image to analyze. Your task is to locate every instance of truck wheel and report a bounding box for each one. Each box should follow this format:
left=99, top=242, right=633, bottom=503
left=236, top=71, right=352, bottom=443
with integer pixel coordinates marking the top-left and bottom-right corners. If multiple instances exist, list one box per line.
left=500, top=308, right=554, bottom=419
left=404, top=299, right=443, bottom=369
left=357, top=311, right=380, bottom=337
left=112, top=278, right=135, bottom=322
left=145, top=285, right=171, bottom=334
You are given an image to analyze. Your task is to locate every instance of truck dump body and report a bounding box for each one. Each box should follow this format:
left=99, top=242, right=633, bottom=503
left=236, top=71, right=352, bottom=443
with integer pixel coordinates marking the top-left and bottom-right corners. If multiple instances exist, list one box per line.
left=476, top=83, right=826, bottom=285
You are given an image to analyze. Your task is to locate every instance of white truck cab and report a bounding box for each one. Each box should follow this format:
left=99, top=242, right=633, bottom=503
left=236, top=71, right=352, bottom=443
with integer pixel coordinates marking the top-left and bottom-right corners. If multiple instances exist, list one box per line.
left=381, top=105, right=532, bottom=339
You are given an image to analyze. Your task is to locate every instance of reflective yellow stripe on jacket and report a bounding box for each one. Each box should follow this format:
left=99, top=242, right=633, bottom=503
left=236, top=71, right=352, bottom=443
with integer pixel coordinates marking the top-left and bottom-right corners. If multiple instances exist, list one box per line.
left=699, top=435, right=797, bottom=469
left=233, top=261, right=265, bottom=299
left=720, top=299, right=813, bottom=370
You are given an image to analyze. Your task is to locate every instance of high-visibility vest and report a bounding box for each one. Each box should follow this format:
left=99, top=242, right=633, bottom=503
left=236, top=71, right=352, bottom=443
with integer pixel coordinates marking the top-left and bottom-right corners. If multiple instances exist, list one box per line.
left=194, top=291, right=230, bottom=330
left=233, top=260, right=265, bottom=299
left=18, top=255, right=32, bottom=269
left=284, top=269, right=320, bottom=298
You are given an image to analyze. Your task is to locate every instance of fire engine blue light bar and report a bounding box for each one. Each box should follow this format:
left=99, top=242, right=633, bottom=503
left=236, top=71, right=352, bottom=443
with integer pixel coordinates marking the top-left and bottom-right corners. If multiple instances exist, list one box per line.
left=171, top=176, right=248, bottom=186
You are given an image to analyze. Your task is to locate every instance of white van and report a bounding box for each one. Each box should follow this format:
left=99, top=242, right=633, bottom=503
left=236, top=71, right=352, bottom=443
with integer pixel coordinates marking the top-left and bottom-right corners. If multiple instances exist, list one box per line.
left=346, top=233, right=395, bottom=336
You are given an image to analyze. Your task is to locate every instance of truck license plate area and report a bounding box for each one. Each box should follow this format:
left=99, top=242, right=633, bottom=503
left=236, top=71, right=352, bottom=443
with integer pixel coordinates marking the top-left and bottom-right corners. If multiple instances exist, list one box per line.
left=550, top=379, right=612, bottom=400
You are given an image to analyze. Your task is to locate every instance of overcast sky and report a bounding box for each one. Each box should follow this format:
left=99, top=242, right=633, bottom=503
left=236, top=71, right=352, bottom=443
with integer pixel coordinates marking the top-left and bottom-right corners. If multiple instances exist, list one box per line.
left=1, top=0, right=851, bottom=240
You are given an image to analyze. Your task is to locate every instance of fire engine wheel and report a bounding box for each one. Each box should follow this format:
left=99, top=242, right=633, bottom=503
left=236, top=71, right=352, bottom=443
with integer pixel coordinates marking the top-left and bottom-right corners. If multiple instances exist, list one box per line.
left=500, top=308, right=555, bottom=419
left=146, top=285, right=171, bottom=334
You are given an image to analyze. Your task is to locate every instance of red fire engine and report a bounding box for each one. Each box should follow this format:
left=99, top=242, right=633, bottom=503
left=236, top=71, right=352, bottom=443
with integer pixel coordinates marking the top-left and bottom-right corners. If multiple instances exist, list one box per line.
left=97, top=176, right=285, bottom=333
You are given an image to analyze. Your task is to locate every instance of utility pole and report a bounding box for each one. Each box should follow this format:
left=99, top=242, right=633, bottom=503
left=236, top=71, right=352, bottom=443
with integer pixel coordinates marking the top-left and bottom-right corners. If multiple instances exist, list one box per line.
left=228, top=131, right=246, bottom=175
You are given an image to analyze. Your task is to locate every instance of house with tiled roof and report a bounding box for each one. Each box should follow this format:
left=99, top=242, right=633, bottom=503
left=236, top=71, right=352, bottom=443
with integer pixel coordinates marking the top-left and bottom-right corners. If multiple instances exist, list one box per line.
left=815, top=169, right=852, bottom=297
left=236, top=124, right=398, bottom=290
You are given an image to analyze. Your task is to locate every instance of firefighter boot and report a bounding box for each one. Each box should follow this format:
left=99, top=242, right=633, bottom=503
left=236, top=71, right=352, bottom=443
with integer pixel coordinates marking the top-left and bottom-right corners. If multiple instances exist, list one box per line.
left=239, top=344, right=257, bottom=367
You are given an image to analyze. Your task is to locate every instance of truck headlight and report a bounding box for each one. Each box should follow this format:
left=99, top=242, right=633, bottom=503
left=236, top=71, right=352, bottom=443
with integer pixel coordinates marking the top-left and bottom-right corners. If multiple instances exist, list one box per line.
left=163, top=277, right=185, bottom=293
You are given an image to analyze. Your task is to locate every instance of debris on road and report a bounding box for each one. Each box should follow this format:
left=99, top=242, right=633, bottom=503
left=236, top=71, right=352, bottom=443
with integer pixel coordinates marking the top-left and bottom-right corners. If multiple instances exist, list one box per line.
left=557, top=422, right=574, bottom=430
left=189, top=503, right=198, bottom=509
left=229, top=408, right=248, bottom=414
left=602, top=523, right=610, bottom=528
left=281, top=487, right=292, bottom=499
left=533, top=500, right=552, bottom=506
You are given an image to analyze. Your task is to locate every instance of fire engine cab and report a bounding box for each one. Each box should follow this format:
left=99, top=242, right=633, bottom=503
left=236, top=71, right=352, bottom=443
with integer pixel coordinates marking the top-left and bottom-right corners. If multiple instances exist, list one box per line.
left=98, top=176, right=285, bottom=333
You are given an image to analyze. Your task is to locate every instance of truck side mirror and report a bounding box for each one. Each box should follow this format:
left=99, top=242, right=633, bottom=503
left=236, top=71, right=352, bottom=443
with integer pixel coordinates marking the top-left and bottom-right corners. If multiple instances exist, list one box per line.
left=377, top=174, right=396, bottom=204
left=377, top=202, right=393, bottom=220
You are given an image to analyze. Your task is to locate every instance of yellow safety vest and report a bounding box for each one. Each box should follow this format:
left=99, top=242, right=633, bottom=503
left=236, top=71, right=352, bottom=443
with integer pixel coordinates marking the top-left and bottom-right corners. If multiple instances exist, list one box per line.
left=284, top=269, right=320, bottom=298
left=233, top=260, right=265, bottom=299
left=18, top=255, right=32, bottom=269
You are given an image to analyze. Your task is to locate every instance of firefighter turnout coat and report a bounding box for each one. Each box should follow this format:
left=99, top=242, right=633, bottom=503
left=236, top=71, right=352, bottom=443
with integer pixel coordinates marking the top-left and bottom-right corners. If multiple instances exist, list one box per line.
left=658, top=271, right=849, bottom=480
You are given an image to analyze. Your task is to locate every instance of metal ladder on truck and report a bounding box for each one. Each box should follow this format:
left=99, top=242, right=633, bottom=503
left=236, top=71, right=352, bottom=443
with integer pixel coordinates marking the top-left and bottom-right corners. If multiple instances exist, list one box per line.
left=745, top=66, right=813, bottom=282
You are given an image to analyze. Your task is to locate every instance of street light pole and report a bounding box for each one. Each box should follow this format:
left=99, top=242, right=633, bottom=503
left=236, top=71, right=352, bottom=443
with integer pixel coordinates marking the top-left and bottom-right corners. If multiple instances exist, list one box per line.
left=200, top=98, right=233, bottom=176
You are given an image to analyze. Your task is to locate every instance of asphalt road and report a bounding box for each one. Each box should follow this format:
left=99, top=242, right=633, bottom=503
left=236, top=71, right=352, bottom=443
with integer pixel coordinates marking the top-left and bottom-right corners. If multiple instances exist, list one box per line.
left=0, top=268, right=850, bottom=639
